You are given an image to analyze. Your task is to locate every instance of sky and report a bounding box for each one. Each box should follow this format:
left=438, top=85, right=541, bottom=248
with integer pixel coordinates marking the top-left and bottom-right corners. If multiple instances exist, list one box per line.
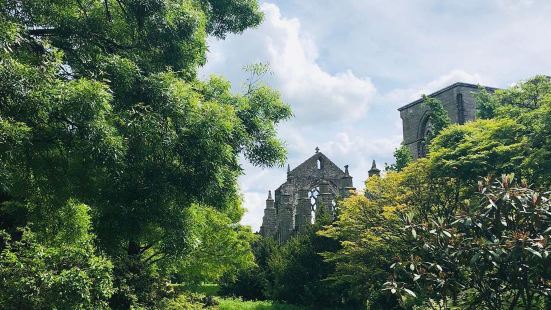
left=199, top=0, right=551, bottom=231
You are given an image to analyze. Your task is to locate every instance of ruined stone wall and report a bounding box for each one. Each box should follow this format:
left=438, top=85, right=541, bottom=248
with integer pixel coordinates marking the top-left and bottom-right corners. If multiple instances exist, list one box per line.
left=399, top=83, right=494, bottom=159
left=259, top=150, right=355, bottom=243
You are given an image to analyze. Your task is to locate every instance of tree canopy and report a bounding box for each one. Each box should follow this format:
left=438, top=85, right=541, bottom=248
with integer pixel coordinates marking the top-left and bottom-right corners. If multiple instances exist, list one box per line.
left=0, top=0, right=291, bottom=308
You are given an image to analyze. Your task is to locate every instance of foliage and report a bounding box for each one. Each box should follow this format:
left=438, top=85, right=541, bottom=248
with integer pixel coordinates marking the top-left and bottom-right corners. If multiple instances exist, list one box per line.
left=160, top=292, right=219, bottom=310
left=385, top=144, right=413, bottom=172
left=0, top=202, right=114, bottom=309
left=220, top=214, right=343, bottom=308
left=429, top=118, right=527, bottom=182
left=219, top=236, right=278, bottom=301
left=422, top=95, right=452, bottom=144
left=168, top=204, right=257, bottom=285
left=265, top=215, right=346, bottom=309
left=0, top=0, right=290, bottom=307
left=386, top=175, right=551, bottom=309
left=476, top=75, right=551, bottom=120
left=319, top=193, right=403, bottom=309
left=316, top=76, right=551, bottom=309
left=476, top=75, right=551, bottom=186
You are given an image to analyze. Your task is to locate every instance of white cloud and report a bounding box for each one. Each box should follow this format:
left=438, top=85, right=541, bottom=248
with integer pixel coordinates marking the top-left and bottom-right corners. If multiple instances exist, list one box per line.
left=416, top=70, right=488, bottom=96
left=203, top=3, right=376, bottom=124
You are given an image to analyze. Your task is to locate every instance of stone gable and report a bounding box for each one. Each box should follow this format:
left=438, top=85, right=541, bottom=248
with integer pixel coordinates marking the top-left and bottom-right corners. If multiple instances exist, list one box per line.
left=259, top=149, right=355, bottom=243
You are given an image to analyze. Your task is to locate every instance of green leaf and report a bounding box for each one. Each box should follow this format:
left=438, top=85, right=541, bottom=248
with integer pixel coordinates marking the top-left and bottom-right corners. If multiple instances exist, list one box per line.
left=525, top=247, right=542, bottom=258
left=403, top=288, right=417, bottom=297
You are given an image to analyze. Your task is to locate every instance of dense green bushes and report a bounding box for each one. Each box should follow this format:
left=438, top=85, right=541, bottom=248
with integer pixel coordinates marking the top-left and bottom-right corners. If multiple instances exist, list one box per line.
left=0, top=202, right=114, bottom=309
left=328, top=76, right=551, bottom=309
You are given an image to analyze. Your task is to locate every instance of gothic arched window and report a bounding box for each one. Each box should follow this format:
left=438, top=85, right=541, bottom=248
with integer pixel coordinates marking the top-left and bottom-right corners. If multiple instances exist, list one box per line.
left=308, top=186, right=320, bottom=223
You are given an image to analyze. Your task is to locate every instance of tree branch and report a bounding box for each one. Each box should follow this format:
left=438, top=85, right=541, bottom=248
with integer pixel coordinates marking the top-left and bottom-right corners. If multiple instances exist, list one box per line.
left=104, top=0, right=112, bottom=22
left=27, top=28, right=57, bottom=36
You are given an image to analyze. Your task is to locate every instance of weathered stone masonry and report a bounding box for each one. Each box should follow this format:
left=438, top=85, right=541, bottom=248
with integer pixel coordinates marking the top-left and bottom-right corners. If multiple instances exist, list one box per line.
left=398, top=82, right=497, bottom=160
left=259, top=149, right=356, bottom=243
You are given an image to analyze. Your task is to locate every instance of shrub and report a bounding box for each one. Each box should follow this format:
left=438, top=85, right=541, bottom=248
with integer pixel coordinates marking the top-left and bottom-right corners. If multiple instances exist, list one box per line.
left=0, top=228, right=114, bottom=309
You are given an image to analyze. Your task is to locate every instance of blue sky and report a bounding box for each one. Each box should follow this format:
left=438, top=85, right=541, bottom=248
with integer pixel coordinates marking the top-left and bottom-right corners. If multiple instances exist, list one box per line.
left=200, top=0, right=551, bottom=230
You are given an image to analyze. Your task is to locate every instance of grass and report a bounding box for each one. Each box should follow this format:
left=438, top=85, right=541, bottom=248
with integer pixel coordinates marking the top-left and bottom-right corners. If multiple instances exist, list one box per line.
left=218, top=298, right=304, bottom=310
left=168, top=284, right=304, bottom=310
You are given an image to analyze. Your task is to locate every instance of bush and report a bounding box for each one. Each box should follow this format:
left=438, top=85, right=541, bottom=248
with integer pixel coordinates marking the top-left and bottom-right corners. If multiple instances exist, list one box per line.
left=387, top=175, right=551, bottom=309
left=0, top=228, right=114, bottom=309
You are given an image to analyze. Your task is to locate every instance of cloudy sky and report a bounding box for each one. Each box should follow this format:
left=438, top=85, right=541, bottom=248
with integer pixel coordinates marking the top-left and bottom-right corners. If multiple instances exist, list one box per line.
left=200, top=0, right=551, bottom=231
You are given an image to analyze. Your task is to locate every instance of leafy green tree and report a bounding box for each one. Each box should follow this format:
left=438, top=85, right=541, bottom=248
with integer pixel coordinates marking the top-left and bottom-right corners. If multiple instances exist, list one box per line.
left=218, top=236, right=278, bottom=301
left=0, top=0, right=290, bottom=307
left=322, top=153, right=477, bottom=308
left=266, top=214, right=345, bottom=309
left=475, top=75, right=551, bottom=186
left=385, top=144, right=413, bottom=172
left=429, top=118, right=527, bottom=182
left=167, top=203, right=257, bottom=286
left=319, top=193, right=403, bottom=309
left=476, top=75, right=551, bottom=120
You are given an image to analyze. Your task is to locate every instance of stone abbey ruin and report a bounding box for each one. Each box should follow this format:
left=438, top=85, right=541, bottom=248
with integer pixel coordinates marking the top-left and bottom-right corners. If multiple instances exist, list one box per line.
left=260, top=82, right=495, bottom=242
left=259, top=148, right=358, bottom=243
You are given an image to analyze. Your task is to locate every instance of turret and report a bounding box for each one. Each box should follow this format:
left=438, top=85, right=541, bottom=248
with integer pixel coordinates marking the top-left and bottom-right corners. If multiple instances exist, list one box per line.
left=340, top=164, right=355, bottom=197
left=368, top=160, right=381, bottom=177
left=259, top=190, right=277, bottom=238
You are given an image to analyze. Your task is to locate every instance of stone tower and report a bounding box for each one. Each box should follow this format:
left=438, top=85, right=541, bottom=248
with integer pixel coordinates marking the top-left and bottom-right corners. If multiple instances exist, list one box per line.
left=259, top=191, right=277, bottom=238
left=398, top=82, right=497, bottom=159
left=368, top=160, right=380, bottom=177
left=259, top=148, right=355, bottom=243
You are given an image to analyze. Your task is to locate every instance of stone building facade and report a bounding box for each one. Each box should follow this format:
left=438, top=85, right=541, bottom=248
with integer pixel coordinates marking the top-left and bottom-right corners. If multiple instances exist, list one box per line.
left=259, top=149, right=355, bottom=243
left=398, top=82, right=496, bottom=159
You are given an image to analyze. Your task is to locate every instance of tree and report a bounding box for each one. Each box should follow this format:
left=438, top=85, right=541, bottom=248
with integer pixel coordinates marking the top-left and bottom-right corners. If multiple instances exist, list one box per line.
left=218, top=236, right=278, bottom=301
left=385, top=144, right=413, bottom=172
left=167, top=204, right=257, bottom=286
left=429, top=118, right=527, bottom=182
left=0, top=0, right=291, bottom=307
left=475, top=75, right=551, bottom=187
left=319, top=192, right=404, bottom=309
left=265, top=213, right=345, bottom=309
